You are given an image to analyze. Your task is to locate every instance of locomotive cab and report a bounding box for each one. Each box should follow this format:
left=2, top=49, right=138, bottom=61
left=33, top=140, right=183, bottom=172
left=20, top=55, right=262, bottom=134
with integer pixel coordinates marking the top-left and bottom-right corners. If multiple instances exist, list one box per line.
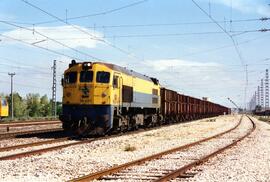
left=0, top=98, right=9, bottom=120
left=61, top=61, right=115, bottom=135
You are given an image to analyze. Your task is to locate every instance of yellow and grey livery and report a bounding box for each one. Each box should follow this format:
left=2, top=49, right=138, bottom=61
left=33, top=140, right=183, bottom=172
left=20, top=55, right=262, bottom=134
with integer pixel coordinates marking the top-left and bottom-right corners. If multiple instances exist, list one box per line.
left=0, top=97, right=8, bottom=120
left=60, top=60, right=160, bottom=135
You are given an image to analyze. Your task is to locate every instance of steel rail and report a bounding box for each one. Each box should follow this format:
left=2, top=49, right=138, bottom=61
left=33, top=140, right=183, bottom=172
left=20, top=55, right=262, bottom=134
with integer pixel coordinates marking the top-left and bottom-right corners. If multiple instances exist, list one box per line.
left=0, top=117, right=205, bottom=140
left=0, top=116, right=224, bottom=161
left=0, top=122, right=184, bottom=160
left=154, top=115, right=256, bottom=181
left=0, top=124, right=163, bottom=160
left=0, top=128, right=63, bottom=140
left=0, top=137, right=70, bottom=152
left=0, top=120, right=61, bottom=128
left=0, top=139, right=95, bottom=160
left=0, top=123, right=178, bottom=160
left=69, top=116, right=243, bottom=182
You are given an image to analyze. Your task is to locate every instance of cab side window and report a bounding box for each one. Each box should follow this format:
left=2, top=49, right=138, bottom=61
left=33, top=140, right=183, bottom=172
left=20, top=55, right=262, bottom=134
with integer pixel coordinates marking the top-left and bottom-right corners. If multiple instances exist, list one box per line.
left=96, top=71, right=110, bottom=83
left=1, top=99, right=7, bottom=106
left=113, top=75, right=119, bottom=88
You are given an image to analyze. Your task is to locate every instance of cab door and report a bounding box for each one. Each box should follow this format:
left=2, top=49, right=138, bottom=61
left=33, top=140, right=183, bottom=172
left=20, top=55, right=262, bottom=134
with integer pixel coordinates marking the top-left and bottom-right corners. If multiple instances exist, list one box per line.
left=112, top=73, right=122, bottom=107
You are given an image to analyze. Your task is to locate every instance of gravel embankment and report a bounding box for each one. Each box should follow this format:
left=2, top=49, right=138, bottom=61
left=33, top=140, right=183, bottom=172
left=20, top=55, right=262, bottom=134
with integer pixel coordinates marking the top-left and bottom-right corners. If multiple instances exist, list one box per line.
left=0, top=115, right=239, bottom=181
left=174, top=116, right=270, bottom=182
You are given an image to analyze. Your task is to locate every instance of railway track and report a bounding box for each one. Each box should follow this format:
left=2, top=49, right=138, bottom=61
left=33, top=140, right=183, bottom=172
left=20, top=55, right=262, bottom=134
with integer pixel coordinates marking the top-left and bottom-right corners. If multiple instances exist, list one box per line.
left=70, top=115, right=255, bottom=182
left=0, top=137, right=91, bottom=160
left=0, top=116, right=223, bottom=161
left=0, top=123, right=174, bottom=160
left=0, top=120, right=61, bottom=128
left=0, top=115, right=238, bottom=162
left=0, top=137, right=70, bottom=153
left=0, top=128, right=63, bottom=140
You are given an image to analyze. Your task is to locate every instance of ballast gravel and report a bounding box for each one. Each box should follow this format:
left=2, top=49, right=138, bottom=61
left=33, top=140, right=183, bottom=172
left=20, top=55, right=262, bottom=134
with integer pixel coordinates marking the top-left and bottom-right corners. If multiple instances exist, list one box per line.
left=102, top=115, right=253, bottom=181
left=0, top=137, right=54, bottom=148
left=173, top=116, right=270, bottom=182
left=0, top=115, right=241, bottom=181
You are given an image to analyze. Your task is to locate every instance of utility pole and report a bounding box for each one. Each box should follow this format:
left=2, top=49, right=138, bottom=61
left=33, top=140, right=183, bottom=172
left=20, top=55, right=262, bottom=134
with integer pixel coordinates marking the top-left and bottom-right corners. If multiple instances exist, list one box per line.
left=265, top=69, right=269, bottom=110
left=258, top=86, right=261, bottom=107
left=244, top=64, right=248, bottom=110
left=52, top=60, right=57, bottom=118
left=261, top=79, right=264, bottom=110
left=255, top=91, right=257, bottom=107
left=8, top=72, right=15, bottom=120
left=250, top=94, right=256, bottom=111
left=208, top=0, right=211, bottom=17
left=253, top=94, right=256, bottom=110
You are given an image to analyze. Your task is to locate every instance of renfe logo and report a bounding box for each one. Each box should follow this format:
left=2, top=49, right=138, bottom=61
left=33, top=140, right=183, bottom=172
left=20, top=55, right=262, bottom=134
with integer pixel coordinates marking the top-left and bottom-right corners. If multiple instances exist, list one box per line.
left=80, top=85, right=90, bottom=98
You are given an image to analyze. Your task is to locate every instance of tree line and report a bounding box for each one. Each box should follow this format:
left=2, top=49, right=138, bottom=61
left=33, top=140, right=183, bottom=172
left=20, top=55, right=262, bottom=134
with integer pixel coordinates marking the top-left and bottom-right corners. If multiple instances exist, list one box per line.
left=1, top=93, right=61, bottom=118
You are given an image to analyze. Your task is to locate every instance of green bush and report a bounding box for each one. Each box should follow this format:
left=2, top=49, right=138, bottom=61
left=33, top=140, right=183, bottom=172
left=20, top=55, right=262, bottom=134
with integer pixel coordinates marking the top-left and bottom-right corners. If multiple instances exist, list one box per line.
left=1, top=92, right=62, bottom=119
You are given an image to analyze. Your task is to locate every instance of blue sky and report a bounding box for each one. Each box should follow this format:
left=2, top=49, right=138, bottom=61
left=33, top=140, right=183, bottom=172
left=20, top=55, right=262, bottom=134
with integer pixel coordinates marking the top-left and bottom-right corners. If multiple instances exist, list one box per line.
left=0, top=0, right=270, bottom=108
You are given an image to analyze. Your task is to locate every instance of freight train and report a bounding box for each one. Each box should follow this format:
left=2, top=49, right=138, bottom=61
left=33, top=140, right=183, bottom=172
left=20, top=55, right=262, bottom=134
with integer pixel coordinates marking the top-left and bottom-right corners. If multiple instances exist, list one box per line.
left=60, top=60, right=230, bottom=136
left=0, top=97, right=8, bottom=120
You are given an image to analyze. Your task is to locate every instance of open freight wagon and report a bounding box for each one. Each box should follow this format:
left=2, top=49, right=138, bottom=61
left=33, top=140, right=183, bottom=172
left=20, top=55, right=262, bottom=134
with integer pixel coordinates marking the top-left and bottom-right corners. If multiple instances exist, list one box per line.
left=160, top=88, right=230, bottom=123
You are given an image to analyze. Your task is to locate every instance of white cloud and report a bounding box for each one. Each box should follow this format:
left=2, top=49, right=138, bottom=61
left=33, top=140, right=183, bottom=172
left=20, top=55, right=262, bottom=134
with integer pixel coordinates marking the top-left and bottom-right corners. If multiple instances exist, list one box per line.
left=142, top=59, right=220, bottom=71
left=211, top=0, right=270, bottom=16
left=2, top=25, right=104, bottom=50
left=120, top=58, right=244, bottom=106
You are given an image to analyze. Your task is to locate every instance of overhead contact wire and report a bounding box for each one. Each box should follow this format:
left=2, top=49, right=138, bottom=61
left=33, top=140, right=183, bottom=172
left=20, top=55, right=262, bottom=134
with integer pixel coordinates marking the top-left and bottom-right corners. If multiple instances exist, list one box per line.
left=20, top=0, right=145, bottom=62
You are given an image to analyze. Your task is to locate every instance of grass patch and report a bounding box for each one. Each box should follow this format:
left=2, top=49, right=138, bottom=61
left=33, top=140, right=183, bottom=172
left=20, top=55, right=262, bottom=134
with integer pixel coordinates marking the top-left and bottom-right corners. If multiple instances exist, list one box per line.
left=124, top=144, right=136, bottom=152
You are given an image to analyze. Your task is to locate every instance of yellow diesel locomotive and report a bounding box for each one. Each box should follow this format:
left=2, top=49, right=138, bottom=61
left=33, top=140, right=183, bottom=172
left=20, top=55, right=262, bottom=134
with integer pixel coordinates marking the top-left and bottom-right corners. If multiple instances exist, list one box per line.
left=60, top=60, right=160, bottom=135
left=61, top=60, right=230, bottom=136
left=0, top=97, right=9, bottom=120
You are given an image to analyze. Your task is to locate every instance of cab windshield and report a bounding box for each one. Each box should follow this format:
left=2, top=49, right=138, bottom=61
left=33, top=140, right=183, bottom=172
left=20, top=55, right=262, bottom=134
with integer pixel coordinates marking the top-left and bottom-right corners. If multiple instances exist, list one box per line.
left=80, top=71, right=93, bottom=82
left=64, top=72, right=77, bottom=84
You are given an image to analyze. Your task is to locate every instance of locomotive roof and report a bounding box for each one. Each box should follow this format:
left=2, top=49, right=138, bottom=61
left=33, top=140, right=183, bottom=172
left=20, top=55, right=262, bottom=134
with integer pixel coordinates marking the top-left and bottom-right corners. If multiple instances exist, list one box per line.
left=99, top=62, right=156, bottom=80
left=69, top=60, right=159, bottom=84
left=74, top=61, right=159, bottom=85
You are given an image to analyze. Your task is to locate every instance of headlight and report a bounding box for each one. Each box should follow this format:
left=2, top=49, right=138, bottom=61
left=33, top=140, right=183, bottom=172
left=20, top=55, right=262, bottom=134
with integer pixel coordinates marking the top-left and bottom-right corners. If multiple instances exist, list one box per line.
left=82, top=62, right=92, bottom=70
